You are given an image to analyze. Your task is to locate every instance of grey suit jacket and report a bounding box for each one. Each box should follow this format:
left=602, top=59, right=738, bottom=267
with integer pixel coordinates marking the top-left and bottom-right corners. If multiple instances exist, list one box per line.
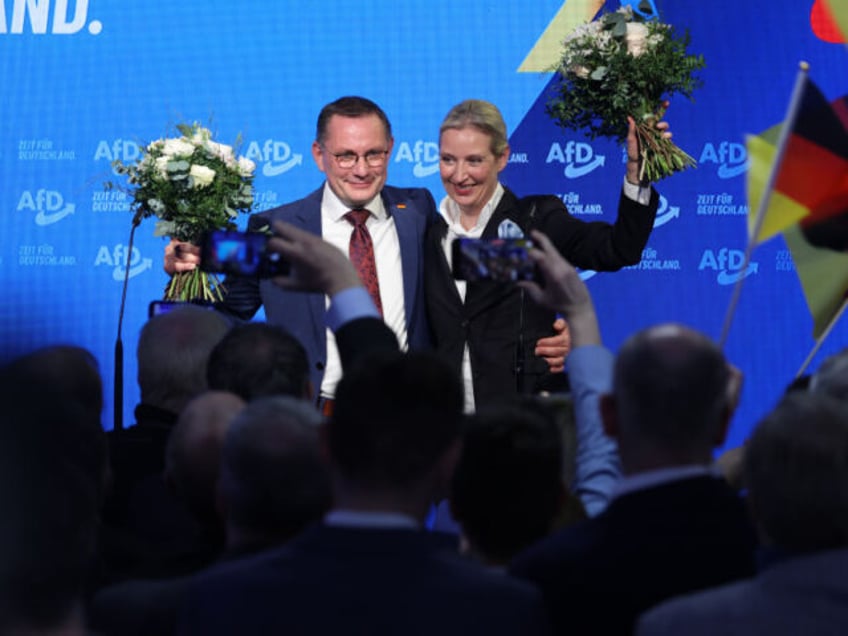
left=636, top=547, right=848, bottom=636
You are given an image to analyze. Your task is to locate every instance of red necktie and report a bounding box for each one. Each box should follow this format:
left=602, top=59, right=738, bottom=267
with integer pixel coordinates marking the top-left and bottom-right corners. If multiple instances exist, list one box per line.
left=344, top=209, right=383, bottom=316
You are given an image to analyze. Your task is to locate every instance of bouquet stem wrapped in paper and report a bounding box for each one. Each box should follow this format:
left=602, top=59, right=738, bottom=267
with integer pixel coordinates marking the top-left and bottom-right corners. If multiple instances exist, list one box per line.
left=547, top=3, right=705, bottom=181
left=107, top=123, right=256, bottom=302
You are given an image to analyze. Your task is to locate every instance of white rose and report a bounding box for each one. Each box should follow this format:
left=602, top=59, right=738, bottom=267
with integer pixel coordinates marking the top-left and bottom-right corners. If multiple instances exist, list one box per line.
left=570, top=65, right=591, bottom=79
left=202, top=139, right=220, bottom=155
left=189, top=164, right=216, bottom=188
left=154, top=156, right=170, bottom=178
left=162, top=138, right=195, bottom=158
left=625, top=22, right=649, bottom=57
left=217, top=143, right=236, bottom=167
left=237, top=156, right=256, bottom=176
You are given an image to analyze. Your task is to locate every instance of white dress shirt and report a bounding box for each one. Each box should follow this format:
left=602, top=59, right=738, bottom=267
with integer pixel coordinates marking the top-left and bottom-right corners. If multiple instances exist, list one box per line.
left=438, top=183, right=505, bottom=413
left=319, top=183, right=407, bottom=399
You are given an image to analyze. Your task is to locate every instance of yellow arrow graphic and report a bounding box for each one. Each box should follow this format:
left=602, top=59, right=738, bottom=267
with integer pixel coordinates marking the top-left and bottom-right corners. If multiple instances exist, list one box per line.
left=518, top=0, right=604, bottom=72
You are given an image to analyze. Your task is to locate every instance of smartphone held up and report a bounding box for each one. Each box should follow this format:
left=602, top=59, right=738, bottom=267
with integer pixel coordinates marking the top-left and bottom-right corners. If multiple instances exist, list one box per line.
left=451, top=237, right=537, bottom=283
left=200, top=229, right=289, bottom=278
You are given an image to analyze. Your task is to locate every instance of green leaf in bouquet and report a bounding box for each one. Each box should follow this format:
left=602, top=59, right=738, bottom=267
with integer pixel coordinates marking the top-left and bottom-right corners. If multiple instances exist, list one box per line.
left=167, top=160, right=189, bottom=173
left=154, top=220, right=175, bottom=237
left=611, top=19, right=627, bottom=38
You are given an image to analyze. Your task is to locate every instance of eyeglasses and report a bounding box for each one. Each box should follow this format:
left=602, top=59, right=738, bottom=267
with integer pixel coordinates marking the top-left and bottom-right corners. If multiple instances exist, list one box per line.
left=324, top=148, right=389, bottom=169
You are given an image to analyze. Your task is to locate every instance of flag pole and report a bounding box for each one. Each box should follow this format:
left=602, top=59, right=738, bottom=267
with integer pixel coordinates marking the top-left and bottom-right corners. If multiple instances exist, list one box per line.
left=718, top=61, right=811, bottom=347
left=796, top=296, right=848, bottom=378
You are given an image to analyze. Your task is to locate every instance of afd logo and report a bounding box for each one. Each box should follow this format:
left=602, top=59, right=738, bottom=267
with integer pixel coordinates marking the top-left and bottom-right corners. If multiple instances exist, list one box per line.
left=244, top=140, right=302, bottom=177
left=17, top=189, right=75, bottom=225
left=698, top=142, right=748, bottom=179
left=1, top=0, right=102, bottom=35
left=94, top=139, right=141, bottom=173
left=546, top=142, right=605, bottom=179
left=653, top=195, right=680, bottom=229
left=698, top=248, right=758, bottom=285
left=394, top=141, right=439, bottom=178
left=94, top=244, right=153, bottom=281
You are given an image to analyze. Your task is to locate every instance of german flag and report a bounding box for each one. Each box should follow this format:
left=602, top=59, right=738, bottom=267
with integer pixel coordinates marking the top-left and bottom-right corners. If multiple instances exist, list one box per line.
left=747, top=79, right=848, bottom=246
left=746, top=77, right=848, bottom=337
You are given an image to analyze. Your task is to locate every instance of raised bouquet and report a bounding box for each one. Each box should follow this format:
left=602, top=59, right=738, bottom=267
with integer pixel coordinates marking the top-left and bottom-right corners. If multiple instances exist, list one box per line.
left=547, top=2, right=705, bottom=181
left=107, top=122, right=255, bottom=301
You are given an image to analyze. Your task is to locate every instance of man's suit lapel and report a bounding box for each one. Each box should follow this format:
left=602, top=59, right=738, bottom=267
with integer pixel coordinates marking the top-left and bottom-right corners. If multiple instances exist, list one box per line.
left=383, top=190, right=422, bottom=326
left=274, top=186, right=327, bottom=349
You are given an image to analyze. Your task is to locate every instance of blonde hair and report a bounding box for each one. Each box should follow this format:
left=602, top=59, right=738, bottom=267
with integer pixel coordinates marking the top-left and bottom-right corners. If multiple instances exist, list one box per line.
left=439, top=99, right=509, bottom=156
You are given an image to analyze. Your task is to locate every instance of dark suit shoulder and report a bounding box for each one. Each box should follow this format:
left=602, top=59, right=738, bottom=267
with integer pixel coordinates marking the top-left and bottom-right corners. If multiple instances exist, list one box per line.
left=182, top=526, right=551, bottom=635
left=382, top=183, right=433, bottom=200
left=512, top=476, right=755, bottom=576
left=248, top=186, right=324, bottom=227
left=382, top=184, right=437, bottom=219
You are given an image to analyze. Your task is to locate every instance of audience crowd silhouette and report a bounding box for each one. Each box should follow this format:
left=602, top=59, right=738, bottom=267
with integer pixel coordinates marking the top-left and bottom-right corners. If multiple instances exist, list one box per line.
left=5, top=221, right=848, bottom=635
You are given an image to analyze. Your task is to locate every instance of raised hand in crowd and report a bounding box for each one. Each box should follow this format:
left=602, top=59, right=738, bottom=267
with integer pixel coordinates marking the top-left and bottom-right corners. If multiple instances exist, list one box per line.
left=518, top=229, right=601, bottom=348
left=267, top=220, right=362, bottom=297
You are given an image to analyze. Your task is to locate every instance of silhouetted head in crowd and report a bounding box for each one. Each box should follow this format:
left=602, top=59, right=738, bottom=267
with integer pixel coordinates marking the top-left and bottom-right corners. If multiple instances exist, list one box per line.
left=745, top=390, right=848, bottom=553
left=328, top=350, right=464, bottom=521
left=206, top=322, right=312, bottom=401
left=6, top=345, right=109, bottom=504
left=136, top=305, right=230, bottom=414
left=0, top=366, right=99, bottom=635
left=218, top=396, right=332, bottom=552
left=601, top=323, right=731, bottom=472
left=164, top=390, right=245, bottom=526
left=809, top=347, right=848, bottom=400
left=451, top=397, right=575, bottom=566
left=9, top=344, right=103, bottom=422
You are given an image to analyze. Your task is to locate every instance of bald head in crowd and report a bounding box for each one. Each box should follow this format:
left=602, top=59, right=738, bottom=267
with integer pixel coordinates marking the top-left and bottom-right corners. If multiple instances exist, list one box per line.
left=218, top=396, right=332, bottom=552
left=601, top=323, right=732, bottom=472
left=137, top=306, right=231, bottom=415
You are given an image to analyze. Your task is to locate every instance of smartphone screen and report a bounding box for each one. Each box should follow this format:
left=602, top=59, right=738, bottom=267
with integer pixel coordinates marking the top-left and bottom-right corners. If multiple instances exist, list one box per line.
left=200, top=229, right=288, bottom=277
left=451, top=237, right=535, bottom=282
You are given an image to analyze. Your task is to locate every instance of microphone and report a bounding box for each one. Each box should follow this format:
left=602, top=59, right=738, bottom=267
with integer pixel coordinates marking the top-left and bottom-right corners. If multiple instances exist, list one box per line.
left=515, top=201, right=538, bottom=394
left=114, top=212, right=142, bottom=430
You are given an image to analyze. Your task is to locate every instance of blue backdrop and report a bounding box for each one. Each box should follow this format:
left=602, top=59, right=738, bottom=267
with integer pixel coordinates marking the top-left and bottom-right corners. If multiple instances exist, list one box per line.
left=1, top=0, right=845, bottom=450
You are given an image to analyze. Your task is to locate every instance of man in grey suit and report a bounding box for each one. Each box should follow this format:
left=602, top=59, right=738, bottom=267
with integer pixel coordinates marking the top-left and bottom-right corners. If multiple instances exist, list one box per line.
left=637, top=389, right=848, bottom=636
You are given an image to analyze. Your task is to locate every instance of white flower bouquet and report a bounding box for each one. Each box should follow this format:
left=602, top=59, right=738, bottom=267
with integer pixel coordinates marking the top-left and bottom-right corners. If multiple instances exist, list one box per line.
left=547, top=3, right=705, bottom=181
left=107, top=123, right=256, bottom=301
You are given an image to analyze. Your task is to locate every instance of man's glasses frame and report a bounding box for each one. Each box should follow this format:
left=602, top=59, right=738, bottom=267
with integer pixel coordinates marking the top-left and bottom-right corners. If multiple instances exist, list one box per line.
left=324, top=148, right=389, bottom=169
